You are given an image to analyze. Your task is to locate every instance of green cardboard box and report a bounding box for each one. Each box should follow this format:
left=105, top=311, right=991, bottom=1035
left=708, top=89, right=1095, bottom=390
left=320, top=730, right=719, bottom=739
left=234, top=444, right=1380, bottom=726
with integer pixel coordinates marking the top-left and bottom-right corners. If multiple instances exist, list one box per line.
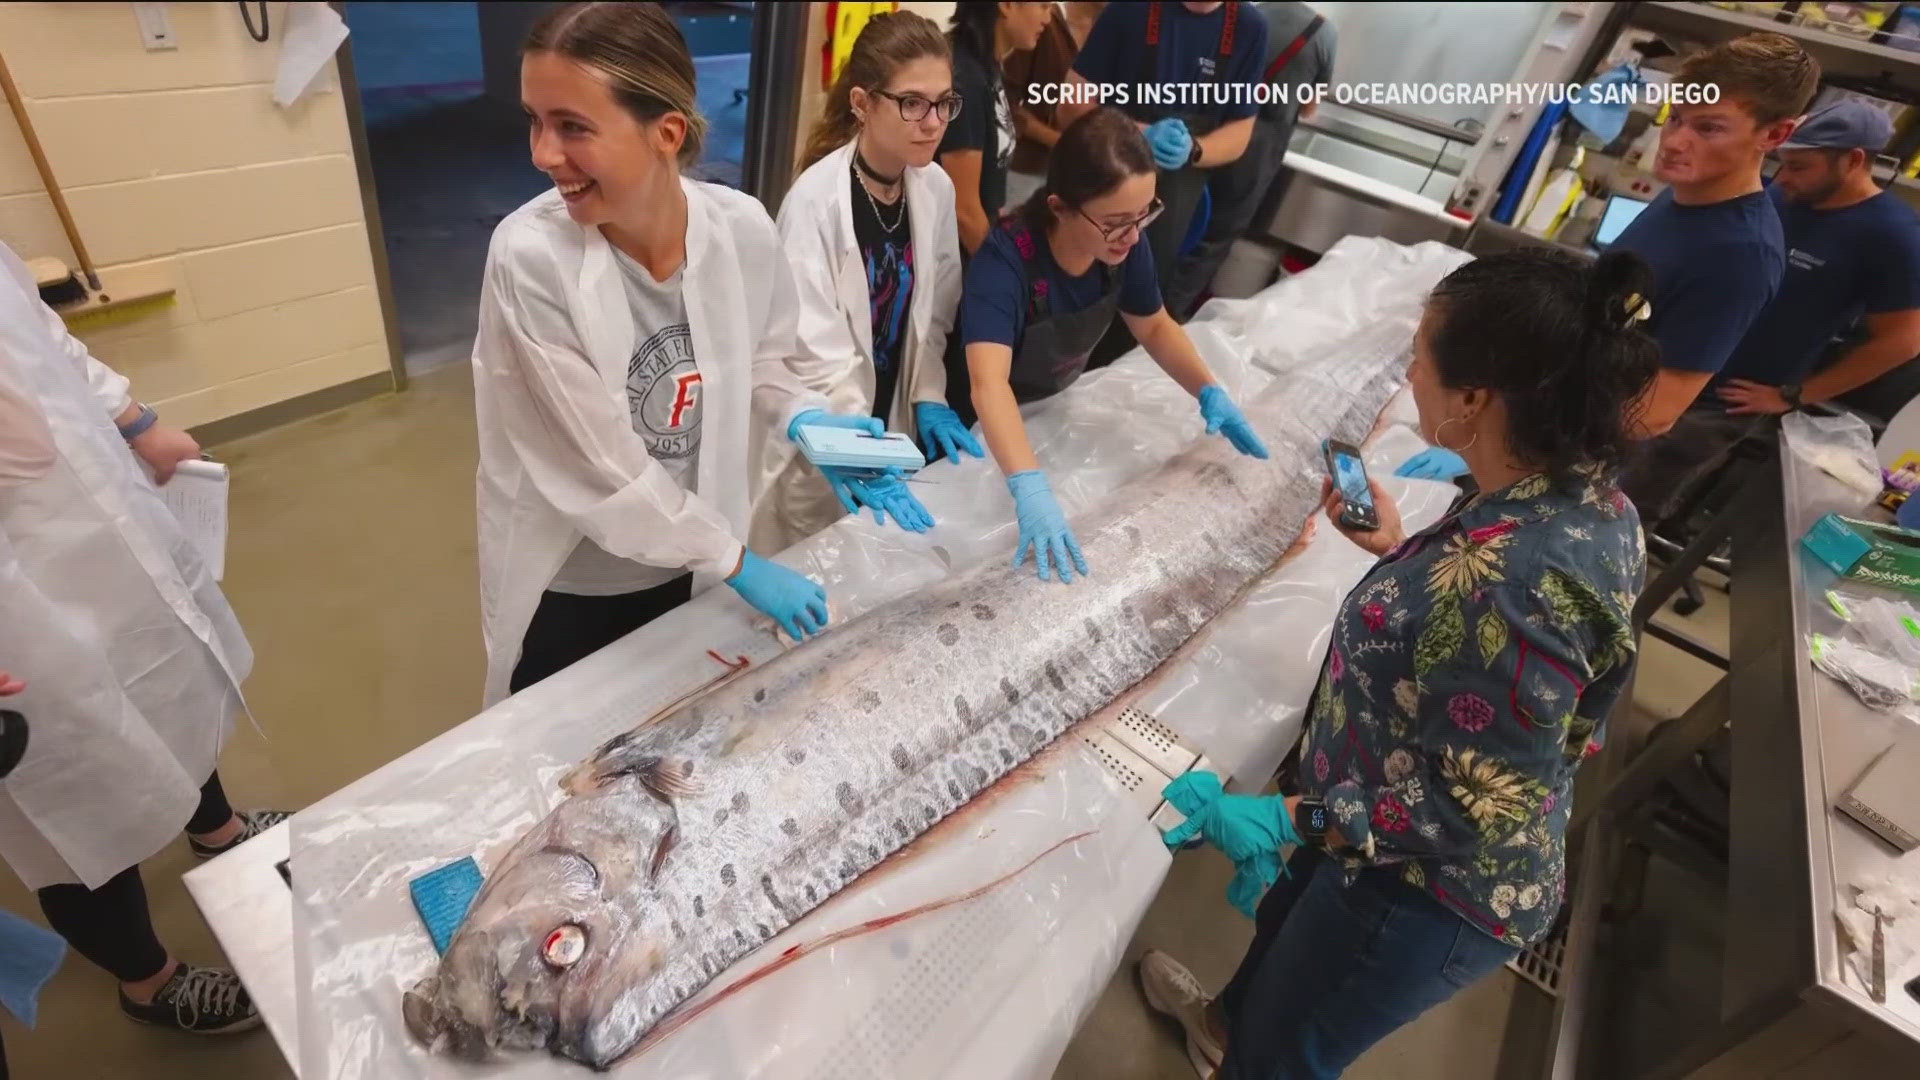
left=1800, top=513, right=1920, bottom=595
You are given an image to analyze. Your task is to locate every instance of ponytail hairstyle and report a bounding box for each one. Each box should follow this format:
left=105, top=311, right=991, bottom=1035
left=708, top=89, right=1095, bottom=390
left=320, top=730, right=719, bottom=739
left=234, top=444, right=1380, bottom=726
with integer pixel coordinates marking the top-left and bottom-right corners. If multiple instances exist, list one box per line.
left=524, top=2, right=708, bottom=169
left=1017, top=106, right=1156, bottom=233
left=1424, top=249, right=1660, bottom=476
left=800, top=12, right=951, bottom=172
left=948, top=2, right=1004, bottom=77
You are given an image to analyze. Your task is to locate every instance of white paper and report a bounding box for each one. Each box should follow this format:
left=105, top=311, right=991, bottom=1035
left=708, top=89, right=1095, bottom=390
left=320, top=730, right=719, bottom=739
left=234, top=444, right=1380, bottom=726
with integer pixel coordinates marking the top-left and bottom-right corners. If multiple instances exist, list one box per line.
left=160, top=459, right=229, bottom=581
left=274, top=2, right=350, bottom=108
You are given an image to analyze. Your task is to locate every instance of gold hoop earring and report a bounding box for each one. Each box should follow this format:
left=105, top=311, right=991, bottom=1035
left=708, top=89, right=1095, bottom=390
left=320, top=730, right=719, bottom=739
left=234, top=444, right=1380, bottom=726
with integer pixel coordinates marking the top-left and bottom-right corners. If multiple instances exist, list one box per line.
left=1435, top=416, right=1478, bottom=453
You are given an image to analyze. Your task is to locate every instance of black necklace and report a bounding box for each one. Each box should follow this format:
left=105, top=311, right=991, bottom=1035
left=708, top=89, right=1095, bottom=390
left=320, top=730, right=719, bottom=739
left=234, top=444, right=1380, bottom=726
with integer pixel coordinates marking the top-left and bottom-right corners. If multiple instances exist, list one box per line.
left=853, top=154, right=906, bottom=232
left=853, top=147, right=903, bottom=188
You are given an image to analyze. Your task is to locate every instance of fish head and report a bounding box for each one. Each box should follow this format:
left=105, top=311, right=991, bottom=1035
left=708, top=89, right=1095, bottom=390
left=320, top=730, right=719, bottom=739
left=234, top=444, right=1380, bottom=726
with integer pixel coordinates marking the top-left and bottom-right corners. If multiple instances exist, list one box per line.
left=405, top=782, right=684, bottom=1068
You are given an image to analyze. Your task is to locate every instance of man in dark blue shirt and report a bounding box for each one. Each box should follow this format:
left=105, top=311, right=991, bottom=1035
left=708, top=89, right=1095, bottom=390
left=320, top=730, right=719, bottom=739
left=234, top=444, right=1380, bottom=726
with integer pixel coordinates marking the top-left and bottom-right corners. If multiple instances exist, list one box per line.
left=1057, top=2, right=1269, bottom=304
left=1611, top=32, right=1818, bottom=523
left=1713, top=101, right=1920, bottom=419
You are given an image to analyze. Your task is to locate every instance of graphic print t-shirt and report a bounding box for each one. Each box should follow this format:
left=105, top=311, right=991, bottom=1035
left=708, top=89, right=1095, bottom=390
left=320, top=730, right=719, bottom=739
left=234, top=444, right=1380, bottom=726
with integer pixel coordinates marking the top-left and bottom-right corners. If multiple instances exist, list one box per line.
left=548, top=247, right=704, bottom=596
left=851, top=169, right=915, bottom=421
left=940, top=47, right=1014, bottom=217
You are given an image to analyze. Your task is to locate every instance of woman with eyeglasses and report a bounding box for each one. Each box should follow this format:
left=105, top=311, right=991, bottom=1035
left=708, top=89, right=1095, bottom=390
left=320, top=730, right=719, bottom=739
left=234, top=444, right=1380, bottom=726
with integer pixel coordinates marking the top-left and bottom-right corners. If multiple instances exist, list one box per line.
left=756, top=12, right=977, bottom=551
left=962, top=107, right=1269, bottom=585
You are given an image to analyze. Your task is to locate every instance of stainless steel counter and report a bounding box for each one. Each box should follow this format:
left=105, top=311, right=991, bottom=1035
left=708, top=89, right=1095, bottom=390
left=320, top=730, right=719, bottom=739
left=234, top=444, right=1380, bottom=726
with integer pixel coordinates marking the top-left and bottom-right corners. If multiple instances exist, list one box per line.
left=1504, top=422, right=1920, bottom=1078
left=1778, top=426, right=1920, bottom=1047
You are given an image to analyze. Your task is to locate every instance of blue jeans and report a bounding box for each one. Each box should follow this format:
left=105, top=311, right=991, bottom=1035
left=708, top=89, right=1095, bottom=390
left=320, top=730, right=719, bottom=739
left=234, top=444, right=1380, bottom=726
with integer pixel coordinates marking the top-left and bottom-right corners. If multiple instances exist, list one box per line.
left=1217, top=847, right=1519, bottom=1079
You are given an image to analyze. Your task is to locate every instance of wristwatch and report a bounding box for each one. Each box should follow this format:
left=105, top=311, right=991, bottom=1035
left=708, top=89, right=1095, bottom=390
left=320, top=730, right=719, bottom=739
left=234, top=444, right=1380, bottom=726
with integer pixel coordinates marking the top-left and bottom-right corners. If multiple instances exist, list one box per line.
left=1186, top=139, right=1203, bottom=168
left=1292, top=796, right=1329, bottom=844
left=1780, top=383, right=1803, bottom=410
left=117, top=402, right=159, bottom=441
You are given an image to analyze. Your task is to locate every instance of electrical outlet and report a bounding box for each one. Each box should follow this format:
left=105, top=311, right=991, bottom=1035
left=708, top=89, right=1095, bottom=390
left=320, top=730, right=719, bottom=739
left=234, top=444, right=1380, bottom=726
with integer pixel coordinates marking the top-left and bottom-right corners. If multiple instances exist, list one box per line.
left=134, top=2, right=176, bottom=51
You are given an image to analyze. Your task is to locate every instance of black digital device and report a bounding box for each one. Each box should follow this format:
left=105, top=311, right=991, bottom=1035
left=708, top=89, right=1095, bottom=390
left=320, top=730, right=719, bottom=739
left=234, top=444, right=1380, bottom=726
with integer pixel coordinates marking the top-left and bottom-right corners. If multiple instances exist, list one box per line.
left=0, top=710, right=25, bottom=780
left=1293, top=796, right=1329, bottom=845
left=1322, top=439, right=1378, bottom=531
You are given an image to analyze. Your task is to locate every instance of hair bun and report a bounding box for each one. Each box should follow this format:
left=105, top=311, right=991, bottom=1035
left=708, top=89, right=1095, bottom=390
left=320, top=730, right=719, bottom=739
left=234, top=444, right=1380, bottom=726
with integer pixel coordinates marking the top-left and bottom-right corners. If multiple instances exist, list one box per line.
left=1585, top=250, right=1654, bottom=334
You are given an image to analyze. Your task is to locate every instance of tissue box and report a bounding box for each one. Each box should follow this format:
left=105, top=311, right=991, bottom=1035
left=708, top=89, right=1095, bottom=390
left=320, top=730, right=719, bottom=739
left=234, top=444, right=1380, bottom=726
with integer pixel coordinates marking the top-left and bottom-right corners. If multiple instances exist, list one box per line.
left=1801, top=513, right=1920, bottom=595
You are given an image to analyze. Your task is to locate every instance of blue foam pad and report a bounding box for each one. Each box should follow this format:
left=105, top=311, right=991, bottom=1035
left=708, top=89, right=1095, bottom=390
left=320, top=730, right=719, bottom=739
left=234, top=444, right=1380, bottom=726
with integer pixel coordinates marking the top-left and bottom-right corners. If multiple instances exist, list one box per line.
left=409, top=856, right=484, bottom=955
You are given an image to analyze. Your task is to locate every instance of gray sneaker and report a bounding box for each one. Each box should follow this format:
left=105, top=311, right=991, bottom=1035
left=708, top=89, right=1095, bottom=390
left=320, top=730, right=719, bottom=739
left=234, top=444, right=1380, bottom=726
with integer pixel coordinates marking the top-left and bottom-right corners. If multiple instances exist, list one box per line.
left=190, top=809, right=291, bottom=860
left=119, top=964, right=261, bottom=1035
left=1138, top=949, right=1223, bottom=1079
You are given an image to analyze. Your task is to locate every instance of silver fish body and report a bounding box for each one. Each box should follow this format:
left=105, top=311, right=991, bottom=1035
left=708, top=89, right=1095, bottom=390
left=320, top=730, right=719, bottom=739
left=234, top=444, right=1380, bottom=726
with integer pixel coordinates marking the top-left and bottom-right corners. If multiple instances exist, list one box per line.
left=404, top=344, right=1406, bottom=1069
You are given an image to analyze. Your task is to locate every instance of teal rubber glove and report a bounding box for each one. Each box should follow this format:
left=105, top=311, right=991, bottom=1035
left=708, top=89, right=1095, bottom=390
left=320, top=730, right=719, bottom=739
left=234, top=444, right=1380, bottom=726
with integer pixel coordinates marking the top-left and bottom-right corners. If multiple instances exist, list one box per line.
left=816, top=465, right=934, bottom=533
left=822, top=466, right=934, bottom=532
left=1198, top=385, right=1269, bottom=459
left=915, top=401, right=984, bottom=463
left=788, top=408, right=885, bottom=443
left=1007, top=470, right=1089, bottom=584
left=1144, top=117, right=1193, bottom=170
left=1160, top=770, right=1301, bottom=919
left=1395, top=447, right=1469, bottom=481
left=726, top=550, right=829, bottom=642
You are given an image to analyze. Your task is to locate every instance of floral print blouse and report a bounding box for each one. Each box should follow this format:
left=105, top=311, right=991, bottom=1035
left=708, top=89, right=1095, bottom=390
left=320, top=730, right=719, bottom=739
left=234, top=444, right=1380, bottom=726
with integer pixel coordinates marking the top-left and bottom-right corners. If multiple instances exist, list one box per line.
left=1300, top=469, right=1643, bottom=946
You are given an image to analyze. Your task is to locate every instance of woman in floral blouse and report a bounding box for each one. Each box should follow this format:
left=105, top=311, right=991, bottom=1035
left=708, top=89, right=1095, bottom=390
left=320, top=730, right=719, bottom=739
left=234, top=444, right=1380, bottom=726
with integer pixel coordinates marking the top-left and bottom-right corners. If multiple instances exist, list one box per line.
left=1140, top=248, right=1661, bottom=1080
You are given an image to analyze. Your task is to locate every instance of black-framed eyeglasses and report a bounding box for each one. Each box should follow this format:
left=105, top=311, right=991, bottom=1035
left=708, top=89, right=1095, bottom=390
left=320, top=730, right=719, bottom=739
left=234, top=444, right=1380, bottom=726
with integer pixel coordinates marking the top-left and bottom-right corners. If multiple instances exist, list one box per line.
left=1078, top=198, right=1165, bottom=242
left=869, top=88, right=963, bottom=123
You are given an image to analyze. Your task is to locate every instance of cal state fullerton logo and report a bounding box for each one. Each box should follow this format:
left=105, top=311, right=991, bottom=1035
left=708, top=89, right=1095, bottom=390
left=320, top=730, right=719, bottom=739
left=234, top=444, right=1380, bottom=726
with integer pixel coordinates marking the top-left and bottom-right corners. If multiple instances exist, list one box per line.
left=628, top=323, right=702, bottom=461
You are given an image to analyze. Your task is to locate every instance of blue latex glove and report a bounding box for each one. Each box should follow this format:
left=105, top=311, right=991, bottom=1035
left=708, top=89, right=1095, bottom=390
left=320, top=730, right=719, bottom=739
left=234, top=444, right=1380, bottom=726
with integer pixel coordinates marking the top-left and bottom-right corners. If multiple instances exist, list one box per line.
left=1394, top=447, right=1470, bottom=481
left=726, top=550, right=830, bottom=642
left=822, top=467, right=935, bottom=533
left=788, top=408, right=885, bottom=443
left=914, top=401, right=984, bottom=463
left=0, top=907, right=65, bottom=1026
left=1198, top=385, right=1269, bottom=459
left=1144, top=117, right=1193, bottom=170
left=1006, top=470, right=1089, bottom=584
left=1160, top=770, right=1301, bottom=919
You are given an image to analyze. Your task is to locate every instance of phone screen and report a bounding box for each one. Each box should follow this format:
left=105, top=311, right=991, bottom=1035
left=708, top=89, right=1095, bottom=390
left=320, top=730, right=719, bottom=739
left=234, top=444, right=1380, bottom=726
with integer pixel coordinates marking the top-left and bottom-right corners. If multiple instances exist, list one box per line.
left=1333, top=449, right=1374, bottom=510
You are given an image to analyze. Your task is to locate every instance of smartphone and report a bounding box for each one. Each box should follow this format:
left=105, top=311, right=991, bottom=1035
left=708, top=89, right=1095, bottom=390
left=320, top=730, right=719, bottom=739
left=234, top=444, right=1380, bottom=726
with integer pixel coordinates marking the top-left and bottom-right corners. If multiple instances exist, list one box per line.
left=1323, top=439, right=1379, bottom=531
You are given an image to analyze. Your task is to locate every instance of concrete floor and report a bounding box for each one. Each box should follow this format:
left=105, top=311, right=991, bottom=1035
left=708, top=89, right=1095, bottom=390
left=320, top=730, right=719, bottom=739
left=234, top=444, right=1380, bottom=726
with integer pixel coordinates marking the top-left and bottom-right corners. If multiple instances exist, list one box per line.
left=0, top=363, right=1730, bottom=1078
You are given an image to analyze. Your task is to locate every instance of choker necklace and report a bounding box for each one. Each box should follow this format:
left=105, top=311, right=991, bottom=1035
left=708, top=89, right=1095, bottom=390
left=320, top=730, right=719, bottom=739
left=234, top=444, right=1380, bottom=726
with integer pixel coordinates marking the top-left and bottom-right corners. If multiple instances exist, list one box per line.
left=853, top=147, right=903, bottom=188
left=852, top=154, right=906, bottom=232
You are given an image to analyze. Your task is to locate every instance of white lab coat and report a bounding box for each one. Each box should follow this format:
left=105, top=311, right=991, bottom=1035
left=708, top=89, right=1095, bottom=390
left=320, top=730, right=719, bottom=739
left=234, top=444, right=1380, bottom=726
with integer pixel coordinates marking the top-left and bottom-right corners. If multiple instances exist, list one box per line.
left=756, top=142, right=964, bottom=549
left=473, top=179, right=828, bottom=707
left=0, top=244, right=252, bottom=891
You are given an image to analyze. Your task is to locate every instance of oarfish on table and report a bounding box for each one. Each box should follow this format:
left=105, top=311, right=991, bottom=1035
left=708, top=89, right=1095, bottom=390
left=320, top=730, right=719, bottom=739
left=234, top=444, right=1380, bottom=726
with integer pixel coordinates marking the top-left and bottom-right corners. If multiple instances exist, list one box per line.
left=402, top=343, right=1407, bottom=1069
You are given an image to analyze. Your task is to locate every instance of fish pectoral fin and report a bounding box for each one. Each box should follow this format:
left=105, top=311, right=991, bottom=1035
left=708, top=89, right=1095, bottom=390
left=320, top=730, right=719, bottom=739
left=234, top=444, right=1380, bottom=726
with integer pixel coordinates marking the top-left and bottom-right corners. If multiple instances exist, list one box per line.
left=621, top=756, right=698, bottom=802
left=649, top=824, right=678, bottom=880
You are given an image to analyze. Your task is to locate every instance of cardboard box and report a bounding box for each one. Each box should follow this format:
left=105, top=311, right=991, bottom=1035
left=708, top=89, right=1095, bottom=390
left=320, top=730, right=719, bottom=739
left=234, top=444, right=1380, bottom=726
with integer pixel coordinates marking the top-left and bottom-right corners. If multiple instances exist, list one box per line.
left=1801, top=513, right=1920, bottom=596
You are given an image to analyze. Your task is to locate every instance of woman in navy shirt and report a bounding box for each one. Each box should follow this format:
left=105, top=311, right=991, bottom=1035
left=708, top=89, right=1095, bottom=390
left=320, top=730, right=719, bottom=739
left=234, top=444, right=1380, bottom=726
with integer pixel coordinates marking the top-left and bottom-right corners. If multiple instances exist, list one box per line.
left=961, top=107, right=1267, bottom=584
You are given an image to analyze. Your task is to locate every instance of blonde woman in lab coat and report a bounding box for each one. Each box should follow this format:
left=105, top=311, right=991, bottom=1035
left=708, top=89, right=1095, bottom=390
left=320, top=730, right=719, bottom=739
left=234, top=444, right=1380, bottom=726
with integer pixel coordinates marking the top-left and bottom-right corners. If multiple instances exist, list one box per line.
left=0, top=243, right=275, bottom=1035
left=758, top=11, right=981, bottom=550
left=476, top=2, right=881, bottom=705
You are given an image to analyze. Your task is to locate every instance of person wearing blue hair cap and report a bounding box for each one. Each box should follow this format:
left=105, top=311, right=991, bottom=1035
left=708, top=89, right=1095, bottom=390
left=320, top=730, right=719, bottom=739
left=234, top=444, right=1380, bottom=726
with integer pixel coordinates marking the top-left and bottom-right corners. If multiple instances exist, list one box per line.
left=1711, top=99, right=1920, bottom=420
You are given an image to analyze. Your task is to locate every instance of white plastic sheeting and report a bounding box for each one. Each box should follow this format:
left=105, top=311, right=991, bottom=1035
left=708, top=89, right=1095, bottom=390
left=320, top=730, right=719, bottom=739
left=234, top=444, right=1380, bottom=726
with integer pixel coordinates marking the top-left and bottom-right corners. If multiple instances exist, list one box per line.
left=285, top=237, right=1469, bottom=1078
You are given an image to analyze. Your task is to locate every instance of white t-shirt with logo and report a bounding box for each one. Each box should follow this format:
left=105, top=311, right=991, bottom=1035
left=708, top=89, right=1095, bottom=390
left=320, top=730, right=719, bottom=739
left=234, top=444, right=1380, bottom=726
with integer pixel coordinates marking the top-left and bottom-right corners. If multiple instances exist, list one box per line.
left=548, top=247, right=705, bottom=595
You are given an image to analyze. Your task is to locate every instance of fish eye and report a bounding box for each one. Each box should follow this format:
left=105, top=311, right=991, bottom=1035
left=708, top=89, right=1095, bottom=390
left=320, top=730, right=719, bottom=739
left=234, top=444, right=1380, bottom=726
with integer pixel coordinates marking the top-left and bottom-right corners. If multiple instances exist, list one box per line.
left=543, top=924, right=586, bottom=968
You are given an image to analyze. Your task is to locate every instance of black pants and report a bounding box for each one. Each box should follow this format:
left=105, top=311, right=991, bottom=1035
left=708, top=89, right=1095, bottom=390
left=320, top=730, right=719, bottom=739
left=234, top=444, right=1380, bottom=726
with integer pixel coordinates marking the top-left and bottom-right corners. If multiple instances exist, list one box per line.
left=510, top=576, right=694, bottom=694
left=34, top=772, right=233, bottom=983
left=1620, top=406, right=1770, bottom=526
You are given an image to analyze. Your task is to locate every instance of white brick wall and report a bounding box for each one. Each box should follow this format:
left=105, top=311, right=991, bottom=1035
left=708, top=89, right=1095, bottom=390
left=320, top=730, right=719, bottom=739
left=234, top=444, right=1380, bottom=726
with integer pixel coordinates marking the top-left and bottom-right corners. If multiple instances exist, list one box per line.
left=0, top=1, right=393, bottom=431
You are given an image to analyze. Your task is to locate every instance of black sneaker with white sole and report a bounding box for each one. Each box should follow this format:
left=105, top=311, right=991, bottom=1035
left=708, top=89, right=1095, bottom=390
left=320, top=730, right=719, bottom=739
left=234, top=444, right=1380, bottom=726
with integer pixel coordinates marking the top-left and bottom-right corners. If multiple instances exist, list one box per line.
left=189, top=809, right=292, bottom=860
left=119, top=964, right=261, bottom=1035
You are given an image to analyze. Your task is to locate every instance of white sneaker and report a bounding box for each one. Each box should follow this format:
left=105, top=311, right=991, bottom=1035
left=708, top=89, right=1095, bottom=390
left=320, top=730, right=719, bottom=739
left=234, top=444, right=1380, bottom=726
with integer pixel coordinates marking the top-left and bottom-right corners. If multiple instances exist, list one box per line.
left=1137, top=949, right=1223, bottom=1079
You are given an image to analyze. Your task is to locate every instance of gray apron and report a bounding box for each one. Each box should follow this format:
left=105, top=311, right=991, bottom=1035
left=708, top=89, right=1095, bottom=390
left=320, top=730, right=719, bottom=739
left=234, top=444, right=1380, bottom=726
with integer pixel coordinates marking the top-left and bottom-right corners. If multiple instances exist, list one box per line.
left=1004, top=220, right=1126, bottom=404
left=1138, top=0, right=1241, bottom=298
